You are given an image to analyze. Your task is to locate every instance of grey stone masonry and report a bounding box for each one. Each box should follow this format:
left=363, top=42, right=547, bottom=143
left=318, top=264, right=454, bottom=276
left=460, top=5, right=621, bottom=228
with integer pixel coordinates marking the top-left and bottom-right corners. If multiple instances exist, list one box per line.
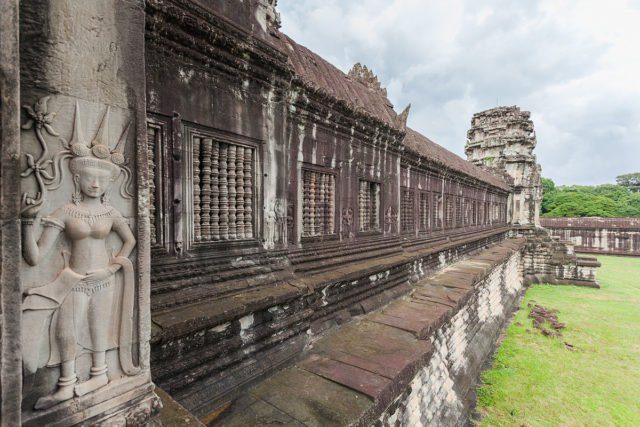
left=0, top=1, right=161, bottom=425
left=466, top=106, right=543, bottom=227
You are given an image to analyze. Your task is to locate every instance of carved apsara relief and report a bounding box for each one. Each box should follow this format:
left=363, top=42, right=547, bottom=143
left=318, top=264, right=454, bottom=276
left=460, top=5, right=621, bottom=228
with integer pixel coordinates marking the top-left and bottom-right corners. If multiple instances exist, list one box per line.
left=20, top=97, right=139, bottom=410
left=385, top=206, right=398, bottom=234
left=341, top=207, right=354, bottom=240
left=265, top=198, right=285, bottom=249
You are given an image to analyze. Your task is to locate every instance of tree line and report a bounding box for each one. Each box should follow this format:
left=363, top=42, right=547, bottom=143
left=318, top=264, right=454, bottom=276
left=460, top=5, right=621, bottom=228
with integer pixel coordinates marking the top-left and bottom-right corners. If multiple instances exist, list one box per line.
left=541, top=173, right=640, bottom=218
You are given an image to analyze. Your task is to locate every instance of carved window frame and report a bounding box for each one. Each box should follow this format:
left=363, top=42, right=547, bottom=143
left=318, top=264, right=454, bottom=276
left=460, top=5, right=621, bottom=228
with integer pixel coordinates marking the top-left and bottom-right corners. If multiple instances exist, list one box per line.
left=400, top=187, right=415, bottom=234
left=419, top=191, right=430, bottom=232
left=182, top=124, right=262, bottom=252
left=300, top=163, right=339, bottom=242
left=455, top=196, right=463, bottom=228
left=146, top=115, right=172, bottom=254
left=357, top=178, right=382, bottom=235
left=432, top=193, right=442, bottom=231
left=444, top=195, right=454, bottom=229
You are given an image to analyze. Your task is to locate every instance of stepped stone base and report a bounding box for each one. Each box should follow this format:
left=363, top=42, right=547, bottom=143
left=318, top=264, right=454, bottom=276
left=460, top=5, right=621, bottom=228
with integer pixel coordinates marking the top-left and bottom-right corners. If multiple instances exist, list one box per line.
left=216, top=238, right=526, bottom=425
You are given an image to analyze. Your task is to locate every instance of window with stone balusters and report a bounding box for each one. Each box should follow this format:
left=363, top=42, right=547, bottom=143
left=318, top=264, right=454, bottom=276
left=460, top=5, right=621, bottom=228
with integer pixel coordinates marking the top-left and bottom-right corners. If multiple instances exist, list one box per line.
left=302, top=169, right=336, bottom=237
left=358, top=180, right=381, bottom=232
left=471, top=200, right=477, bottom=225
left=455, top=197, right=463, bottom=228
left=147, top=121, right=162, bottom=247
left=401, top=188, right=415, bottom=233
left=419, top=192, right=430, bottom=231
left=190, top=133, right=255, bottom=243
left=485, top=201, right=491, bottom=224
left=432, top=193, right=442, bottom=229
left=445, top=196, right=454, bottom=228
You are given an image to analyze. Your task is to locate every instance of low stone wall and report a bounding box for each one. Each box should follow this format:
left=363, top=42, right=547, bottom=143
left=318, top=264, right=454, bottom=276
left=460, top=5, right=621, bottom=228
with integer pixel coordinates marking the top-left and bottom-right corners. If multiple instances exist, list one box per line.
left=152, top=228, right=511, bottom=417
left=217, top=238, right=526, bottom=426
left=379, top=241, right=524, bottom=425
left=541, top=217, right=640, bottom=257
left=519, top=226, right=600, bottom=287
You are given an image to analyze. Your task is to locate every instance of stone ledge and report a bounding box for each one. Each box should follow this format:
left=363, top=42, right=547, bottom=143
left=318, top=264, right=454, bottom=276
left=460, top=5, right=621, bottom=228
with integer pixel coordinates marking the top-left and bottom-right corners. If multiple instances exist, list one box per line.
left=216, top=237, right=526, bottom=425
left=151, top=226, right=511, bottom=343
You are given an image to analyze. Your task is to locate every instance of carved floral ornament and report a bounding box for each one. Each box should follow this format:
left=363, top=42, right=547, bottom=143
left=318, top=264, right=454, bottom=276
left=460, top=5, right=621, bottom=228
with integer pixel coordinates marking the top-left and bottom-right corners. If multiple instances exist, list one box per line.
left=20, top=97, right=139, bottom=411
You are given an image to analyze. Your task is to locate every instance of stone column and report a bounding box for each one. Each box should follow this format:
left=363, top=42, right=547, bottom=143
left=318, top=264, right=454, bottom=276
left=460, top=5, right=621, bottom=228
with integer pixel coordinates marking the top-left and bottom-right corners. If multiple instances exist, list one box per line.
left=1, top=0, right=23, bottom=425
left=13, top=1, right=160, bottom=425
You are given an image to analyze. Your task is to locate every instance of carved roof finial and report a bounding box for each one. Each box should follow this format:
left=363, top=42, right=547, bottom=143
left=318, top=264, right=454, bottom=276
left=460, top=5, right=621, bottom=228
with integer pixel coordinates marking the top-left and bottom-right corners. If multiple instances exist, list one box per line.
left=348, top=63, right=387, bottom=97
left=395, top=104, right=411, bottom=131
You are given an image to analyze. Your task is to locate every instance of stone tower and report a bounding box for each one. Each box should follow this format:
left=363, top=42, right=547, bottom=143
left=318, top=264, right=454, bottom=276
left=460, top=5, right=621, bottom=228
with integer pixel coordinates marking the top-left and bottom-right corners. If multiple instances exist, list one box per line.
left=465, top=106, right=542, bottom=227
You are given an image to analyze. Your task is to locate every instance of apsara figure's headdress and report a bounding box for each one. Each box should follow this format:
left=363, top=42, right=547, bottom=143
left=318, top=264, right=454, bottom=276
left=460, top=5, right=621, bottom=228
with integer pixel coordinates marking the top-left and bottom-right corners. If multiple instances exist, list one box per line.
left=67, top=102, right=135, bottom=198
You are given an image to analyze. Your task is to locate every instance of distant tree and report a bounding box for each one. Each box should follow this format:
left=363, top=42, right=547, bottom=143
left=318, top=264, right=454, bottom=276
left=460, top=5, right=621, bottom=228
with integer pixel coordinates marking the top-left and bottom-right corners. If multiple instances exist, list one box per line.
left=543, top=192, right=618, bottom=217
left=540, top=176, right=640, bottom=218
left=541, top=178, right=556, bottom=215
left=616, top=173, right=640, bottom=192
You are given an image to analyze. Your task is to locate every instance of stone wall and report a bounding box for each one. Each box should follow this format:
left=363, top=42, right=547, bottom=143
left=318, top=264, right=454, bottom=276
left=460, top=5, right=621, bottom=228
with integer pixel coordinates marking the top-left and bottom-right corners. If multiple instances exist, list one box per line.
left=541, top=217, right=640, bottom=257
left=218, top=238, right=526, bottom=425
left=2, top=1, right=160, bottom=425
left=144, top=0, right=514, bottom=415
left=519, top=226, right=601, bottom=287
left=380, top=245, right=523, bottom=425
left=2, top=1, right=601, bottom=424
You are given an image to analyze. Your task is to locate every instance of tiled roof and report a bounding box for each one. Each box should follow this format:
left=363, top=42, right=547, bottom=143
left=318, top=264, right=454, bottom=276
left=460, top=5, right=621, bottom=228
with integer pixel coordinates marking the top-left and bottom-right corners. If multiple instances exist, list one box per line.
left=403, top=128, right=510, bottom=190
left=278, top=34, right=510, bottom=191
left=280, top=34, right=399, bottom=127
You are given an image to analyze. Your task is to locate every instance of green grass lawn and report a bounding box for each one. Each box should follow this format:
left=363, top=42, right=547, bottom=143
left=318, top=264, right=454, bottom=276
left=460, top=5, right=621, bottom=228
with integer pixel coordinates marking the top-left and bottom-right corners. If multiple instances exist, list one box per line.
left=476, top=255, right=640, bottom=426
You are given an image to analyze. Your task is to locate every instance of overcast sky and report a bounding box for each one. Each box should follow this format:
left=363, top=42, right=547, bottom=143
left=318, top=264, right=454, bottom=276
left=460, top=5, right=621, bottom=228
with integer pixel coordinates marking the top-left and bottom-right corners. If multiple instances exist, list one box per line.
left=279, top=0, right=640, bottom=186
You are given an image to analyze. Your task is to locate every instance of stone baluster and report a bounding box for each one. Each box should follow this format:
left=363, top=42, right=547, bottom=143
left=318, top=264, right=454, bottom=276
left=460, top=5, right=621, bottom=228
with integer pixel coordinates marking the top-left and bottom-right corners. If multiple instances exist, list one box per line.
left=228, top=145, right=237, bottom=240
left=328, top=174, right=335, bottom=234
left=244, top=147, right=253, bottom=238
left=373, top=183, right=380, bottom=230
left=358, top=180, right=366, bottom=231
left=309, top=172, right=315, bottom=235
left=236, top=146, right=245, bottom=239
left=211, top=140, right=220, bottom=240
left=219, top=143, right=229, bottom=239
left=193, top=136, right=202, bottom=241
left=200, top=138, right=212, bottom=240
left=303, top=171, right=311, bottom=236
left=147, top=126, right=157, bottom=245
left=318, top=173, right=325, bottom=234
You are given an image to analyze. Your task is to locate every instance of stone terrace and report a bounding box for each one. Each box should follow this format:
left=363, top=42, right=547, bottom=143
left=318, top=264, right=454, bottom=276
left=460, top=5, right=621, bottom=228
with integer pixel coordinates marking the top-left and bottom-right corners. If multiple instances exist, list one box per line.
left=216, top=238, right=526, bottom=426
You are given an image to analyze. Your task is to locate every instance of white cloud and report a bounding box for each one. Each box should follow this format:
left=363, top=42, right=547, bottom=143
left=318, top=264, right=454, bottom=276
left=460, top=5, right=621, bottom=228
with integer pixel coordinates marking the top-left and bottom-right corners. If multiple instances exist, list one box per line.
left=279, top=0, right=640, bottom=185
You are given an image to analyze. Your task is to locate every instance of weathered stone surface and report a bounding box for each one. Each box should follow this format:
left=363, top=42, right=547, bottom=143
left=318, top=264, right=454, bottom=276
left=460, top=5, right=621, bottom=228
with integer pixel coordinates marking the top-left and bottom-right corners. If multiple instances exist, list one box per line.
left=220, top=238, right=527, bottom=425
left=466, top=106, right=542, bottom=227
left=8, top=1, right=160, bottom=424
left=1, top=0, right=23, bottom=424
left=5, top=0, right=602, bottom=424
left=541, top=217, right=640, bottom=257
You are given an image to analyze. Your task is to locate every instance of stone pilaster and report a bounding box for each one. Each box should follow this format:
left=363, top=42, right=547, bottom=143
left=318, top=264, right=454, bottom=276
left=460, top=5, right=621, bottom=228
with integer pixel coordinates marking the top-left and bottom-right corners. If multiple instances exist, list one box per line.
left=13, top=1, right=160, bottom=425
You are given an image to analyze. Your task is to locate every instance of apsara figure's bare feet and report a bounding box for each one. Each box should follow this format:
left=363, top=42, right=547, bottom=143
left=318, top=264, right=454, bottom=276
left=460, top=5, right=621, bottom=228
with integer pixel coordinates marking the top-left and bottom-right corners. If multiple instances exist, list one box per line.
left=74, top=373, right=108, bottom=397
left=34, top=380, right=75, bottom=410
